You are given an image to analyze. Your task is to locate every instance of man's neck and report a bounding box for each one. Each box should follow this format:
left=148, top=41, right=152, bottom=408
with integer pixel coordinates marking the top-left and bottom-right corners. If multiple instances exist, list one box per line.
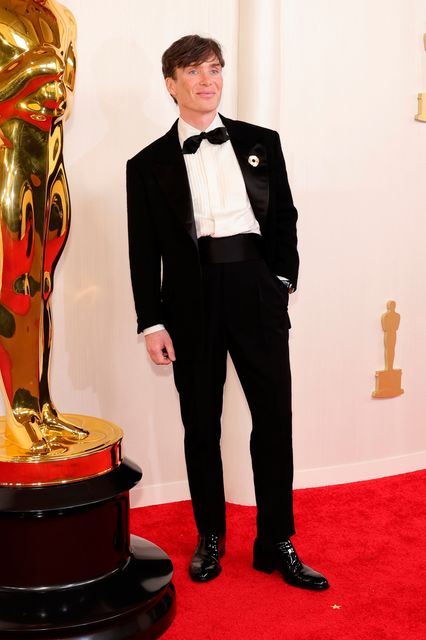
left=179, top=109, right=218, bottom=132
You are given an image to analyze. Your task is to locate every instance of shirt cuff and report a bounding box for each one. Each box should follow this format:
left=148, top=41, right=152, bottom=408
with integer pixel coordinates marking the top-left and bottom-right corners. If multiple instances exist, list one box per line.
left=143, top=324, right=165, bottom=336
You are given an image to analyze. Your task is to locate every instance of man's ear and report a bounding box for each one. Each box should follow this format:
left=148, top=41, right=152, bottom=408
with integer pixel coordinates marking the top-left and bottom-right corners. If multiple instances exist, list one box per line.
left=165, top=77, right=176, bottom=99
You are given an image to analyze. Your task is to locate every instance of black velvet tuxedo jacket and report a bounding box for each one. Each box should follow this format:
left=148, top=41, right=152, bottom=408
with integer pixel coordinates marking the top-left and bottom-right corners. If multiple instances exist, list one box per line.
left=127, top=114, right=299, bottom=357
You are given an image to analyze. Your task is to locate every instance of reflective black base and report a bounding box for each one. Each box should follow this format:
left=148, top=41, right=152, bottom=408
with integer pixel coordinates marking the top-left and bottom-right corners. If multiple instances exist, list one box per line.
left=0, top=460, right=175, bottom=639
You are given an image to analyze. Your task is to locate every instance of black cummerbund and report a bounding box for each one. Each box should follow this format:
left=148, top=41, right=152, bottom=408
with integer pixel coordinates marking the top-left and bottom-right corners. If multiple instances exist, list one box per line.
left=198, top=233, right=263, bottom=264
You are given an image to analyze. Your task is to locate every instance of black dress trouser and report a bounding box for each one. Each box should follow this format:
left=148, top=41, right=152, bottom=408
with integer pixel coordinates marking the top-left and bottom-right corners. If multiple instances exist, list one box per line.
left=172, top=252, right=295, bottom=542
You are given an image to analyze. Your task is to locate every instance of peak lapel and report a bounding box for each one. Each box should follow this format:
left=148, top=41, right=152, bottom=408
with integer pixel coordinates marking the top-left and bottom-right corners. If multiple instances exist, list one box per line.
left=152, top=121, right=198, bottom=245
left=221, top=115, right=270, bottom=226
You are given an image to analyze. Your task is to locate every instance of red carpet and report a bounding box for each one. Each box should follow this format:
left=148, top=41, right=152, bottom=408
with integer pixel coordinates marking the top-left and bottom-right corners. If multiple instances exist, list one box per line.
left=130, top=470, right=426, bottom=639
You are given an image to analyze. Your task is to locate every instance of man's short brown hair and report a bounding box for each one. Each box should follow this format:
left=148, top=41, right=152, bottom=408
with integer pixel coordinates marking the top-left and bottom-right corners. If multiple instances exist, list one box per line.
left=162, top=34, right=225, bottom=79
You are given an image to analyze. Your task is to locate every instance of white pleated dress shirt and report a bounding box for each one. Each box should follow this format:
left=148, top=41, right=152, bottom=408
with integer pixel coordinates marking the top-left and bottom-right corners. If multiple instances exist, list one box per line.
left=178, top=114, right=260, bottom=239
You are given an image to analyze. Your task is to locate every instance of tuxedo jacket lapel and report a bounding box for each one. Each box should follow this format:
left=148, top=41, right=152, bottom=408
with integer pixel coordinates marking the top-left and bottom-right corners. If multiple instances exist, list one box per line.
left=221, top=115, right=270, bottom=226
left=152, top=121, right=198, bottom=245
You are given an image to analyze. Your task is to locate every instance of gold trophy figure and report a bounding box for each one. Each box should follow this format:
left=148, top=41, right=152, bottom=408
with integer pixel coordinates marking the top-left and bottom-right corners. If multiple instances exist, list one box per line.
left=372, top=300, right=404, bottom=398
left=382, top=300, right=399, bottom=371
left=0, top=1, right=121, bottom=480
left=0, top=0, right=88, bottom=454
left=0, top=5, right=175, bottom=636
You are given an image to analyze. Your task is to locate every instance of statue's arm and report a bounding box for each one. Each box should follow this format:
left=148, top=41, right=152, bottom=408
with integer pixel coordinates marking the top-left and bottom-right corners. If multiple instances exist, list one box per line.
left=0, top=48, right=64, bottom=102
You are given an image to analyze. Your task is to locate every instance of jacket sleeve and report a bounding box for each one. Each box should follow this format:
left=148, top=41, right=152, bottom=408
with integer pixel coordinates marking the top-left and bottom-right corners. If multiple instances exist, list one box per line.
left=272, top=131, right=299, bottom=290
left=126, top=158, right=162, bottom=333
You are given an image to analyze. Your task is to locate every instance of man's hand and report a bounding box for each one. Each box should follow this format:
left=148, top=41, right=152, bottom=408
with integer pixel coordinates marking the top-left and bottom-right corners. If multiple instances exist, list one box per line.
left=145, top=329, right=176, bottom=365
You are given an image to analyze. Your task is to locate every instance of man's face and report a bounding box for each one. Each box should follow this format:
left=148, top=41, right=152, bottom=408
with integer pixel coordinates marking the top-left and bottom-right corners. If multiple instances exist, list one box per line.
left=165, top=55, right=223, bottom=120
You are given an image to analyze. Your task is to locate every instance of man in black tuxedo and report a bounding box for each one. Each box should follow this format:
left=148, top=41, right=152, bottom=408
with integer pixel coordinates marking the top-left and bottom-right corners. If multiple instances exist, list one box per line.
left=127, top=35, right=328, bottom=590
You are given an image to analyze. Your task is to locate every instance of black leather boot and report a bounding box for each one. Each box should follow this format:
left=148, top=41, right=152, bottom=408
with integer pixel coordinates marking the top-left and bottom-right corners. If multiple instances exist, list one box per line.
left=253, top=538, right=329, bottom=590
left=189, top=534, right=226, bottom=582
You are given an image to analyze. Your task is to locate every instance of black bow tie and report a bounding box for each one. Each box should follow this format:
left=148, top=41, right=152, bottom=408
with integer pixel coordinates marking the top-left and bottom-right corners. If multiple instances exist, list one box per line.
left=182, top=127, right=229, bottom=154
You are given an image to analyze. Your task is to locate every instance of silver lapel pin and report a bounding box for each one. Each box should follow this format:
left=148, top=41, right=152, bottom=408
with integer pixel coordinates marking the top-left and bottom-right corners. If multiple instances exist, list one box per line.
left=248, top=155, right=260, bottom=167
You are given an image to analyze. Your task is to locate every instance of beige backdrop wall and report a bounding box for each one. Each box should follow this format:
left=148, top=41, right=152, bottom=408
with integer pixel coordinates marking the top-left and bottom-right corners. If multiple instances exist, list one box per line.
left=3, top=0, right=424, bottom=507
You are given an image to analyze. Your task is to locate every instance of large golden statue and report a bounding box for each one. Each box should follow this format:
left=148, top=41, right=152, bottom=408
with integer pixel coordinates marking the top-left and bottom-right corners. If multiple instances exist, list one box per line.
left=0, top=0, right=88, bottom=455
left=0, top=7, right=175, bottom=638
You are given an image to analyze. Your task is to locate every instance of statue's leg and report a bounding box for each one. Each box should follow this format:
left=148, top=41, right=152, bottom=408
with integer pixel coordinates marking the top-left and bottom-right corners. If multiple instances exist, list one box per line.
left=39, top=297, right=88, bottom=440
left=0, top=207, right=50, bottom=454
left=0, top=322, right=56, bottom=454
left=38, top=156, right=88, bottom=441
left=384, top=334, right=396, bottom=371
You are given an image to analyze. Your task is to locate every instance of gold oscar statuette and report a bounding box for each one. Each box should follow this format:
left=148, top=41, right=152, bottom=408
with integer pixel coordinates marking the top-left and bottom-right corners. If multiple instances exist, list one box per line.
left=372, top=300, right=404, bottom=398
left=0, top=5, right=175, bottom=637
left=0, top=0, right=122, bottom=484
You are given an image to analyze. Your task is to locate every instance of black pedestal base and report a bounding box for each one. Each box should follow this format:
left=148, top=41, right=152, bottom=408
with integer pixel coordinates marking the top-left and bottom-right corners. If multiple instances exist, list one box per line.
left=0, top=536, right=175, bottom=639
left=0, top=460, right=175, bottom=639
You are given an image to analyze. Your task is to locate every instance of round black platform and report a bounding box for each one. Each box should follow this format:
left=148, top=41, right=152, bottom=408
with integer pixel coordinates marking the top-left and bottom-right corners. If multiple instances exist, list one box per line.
left=0, top=459, right=176, bottom=639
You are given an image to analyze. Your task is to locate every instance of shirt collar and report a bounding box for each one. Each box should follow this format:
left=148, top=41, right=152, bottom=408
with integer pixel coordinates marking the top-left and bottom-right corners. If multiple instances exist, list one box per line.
left=178, top=113, right=224, bottom=148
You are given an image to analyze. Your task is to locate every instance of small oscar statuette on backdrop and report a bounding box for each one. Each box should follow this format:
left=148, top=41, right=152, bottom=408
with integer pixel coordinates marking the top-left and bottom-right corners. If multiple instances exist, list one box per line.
left=372, top=300, right=404, bottom=399
left=0, top=2, right=175, bottom=638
